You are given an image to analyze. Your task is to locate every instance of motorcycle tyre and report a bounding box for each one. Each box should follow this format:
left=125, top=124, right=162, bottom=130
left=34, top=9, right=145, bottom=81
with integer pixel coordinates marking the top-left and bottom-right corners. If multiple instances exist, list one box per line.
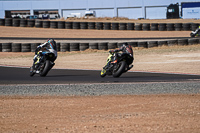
left=40, top=60, right=50, bottom=77
left=29, top=66, right=35, bottom=77
left=100, top=68, right=106, bottom=77
left=113, top=61, right=126, bottom=78
left=190, top=33, right=195, bottom=38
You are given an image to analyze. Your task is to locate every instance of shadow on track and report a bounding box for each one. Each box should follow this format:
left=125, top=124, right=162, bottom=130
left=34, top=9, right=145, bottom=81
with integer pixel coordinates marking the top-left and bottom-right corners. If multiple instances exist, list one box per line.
left=0, top=66, right=199, bottom=84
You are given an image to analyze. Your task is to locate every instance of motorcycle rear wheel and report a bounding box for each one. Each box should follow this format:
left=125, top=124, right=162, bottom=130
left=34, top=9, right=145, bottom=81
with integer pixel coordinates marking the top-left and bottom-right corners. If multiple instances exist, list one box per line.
left=40, top=60, right=50, bottom=77
left=113, top=61, right=126, bottom=78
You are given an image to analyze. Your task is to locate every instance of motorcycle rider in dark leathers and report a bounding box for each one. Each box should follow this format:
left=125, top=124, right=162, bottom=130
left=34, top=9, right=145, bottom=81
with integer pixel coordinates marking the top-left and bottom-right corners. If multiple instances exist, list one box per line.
left=32, top=39, right=57, bottom=71
left=105, top=42, right=134, bottom=70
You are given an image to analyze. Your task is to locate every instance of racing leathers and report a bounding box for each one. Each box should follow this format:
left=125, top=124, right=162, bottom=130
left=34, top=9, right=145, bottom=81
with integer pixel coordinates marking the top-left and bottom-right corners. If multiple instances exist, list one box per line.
left=105, top=43, right=134, bottom=70
left=33, top=39, right=57, bottom=69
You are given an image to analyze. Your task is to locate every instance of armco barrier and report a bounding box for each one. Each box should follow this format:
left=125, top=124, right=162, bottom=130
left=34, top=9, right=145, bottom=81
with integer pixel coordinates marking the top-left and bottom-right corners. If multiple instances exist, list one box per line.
left=0, top=18, right=199, bottom=31
left=0, top=38, right=199, bottom=52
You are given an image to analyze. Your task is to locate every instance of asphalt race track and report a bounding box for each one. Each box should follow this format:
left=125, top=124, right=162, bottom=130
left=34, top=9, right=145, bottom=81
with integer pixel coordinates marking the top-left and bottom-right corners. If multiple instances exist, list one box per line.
left=0, top=66, right=199, bottom=84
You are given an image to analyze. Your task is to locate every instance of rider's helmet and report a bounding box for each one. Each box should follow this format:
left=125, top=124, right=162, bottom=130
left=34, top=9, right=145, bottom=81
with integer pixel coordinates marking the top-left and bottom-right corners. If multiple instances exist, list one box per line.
left=47, top=38, right=54, bottom=43
left=47, top=38, right=57, bottom=50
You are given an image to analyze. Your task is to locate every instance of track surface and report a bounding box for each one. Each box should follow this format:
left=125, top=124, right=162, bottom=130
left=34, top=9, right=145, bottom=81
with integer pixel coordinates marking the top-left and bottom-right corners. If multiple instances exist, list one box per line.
left=0, top=66, right=199, bottom=84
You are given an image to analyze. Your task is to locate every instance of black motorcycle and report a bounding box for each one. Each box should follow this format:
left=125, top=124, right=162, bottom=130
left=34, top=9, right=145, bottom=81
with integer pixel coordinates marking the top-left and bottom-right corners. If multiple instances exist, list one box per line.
left=30, top=51, right=55, bottom=77
left=100, top=51, right=133, bottom=78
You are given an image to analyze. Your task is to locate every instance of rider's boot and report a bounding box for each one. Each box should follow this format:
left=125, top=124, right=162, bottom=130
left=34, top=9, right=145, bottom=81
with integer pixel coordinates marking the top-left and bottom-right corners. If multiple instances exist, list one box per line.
left=128, top=65, right=133, bottom=70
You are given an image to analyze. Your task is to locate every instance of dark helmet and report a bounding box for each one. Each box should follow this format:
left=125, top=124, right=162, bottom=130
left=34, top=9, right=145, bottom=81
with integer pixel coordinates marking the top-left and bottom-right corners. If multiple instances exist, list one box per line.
left=47, top=38, right=57, bottom=50
left=47, top=38, right=54, bottom=43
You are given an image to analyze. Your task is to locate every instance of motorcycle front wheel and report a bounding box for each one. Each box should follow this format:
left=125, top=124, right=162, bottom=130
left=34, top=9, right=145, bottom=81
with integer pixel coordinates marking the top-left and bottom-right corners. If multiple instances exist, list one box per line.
left=113, top=61, right=126, bottom=78
left=29, top=66, right=35, bottom=77
left=100, top=68, right=106, bottom=77
left=40, top=60, right=50, bottom=77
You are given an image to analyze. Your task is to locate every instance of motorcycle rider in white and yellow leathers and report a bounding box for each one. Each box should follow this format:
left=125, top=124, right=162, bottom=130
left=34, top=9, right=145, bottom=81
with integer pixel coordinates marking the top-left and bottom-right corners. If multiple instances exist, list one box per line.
left=33, top=39, right=57, bottom=71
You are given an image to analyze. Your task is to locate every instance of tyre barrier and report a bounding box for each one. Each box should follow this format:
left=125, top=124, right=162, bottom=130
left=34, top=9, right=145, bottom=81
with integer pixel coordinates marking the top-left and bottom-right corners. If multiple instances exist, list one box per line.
left=138, top=41, right=148, bottom=48
left=72, top=22, right=80, bottom=29
left=60, top=42, right=70, bottom=52
left=27, top=20, right=35, bottom=27
left=119, top=23, right=127, bottom=30
left=5, top=18, right=12, bottom=26
left=182, top=23, right=191, bottom=31
left=43, top=21, right=50, bottom=28
left=80, top=43, right=89, bottom=51
left=174, top=23, right=182, bottom=31
left=35, top=20, right=43, bottom=28
left=20, top=19, right=27, bottom=27
left=108, top=42, right=117, bottom=49
left=159, top=23, right=166, bottom=31
left=89, top=42, right=98, bottom=49
left=31, top=43, right=40, bottom=52
left=188, top=38, right=199, bottom=45
left=103, top=22, right=111, bottom=30
left=0, top=43, right=2, bottom=52
left=166, top=23, right=175, bottom=31
left=158, top=41, right=168, bottom=47
left=1, top=38, right=199, bottom=53
left=80, top=22, right=88, bottom=29
left=168, top=39, right=178, bottom=46
left=88, top=22, right=96, bottom=29
left=65, top=22, right=72, bottom=29
left=2, top=18, right=200, bottom=32
left=21, top=43, right=31, bottom=52
left=147, top=41, right=158, bottom=48
left=111, top=22, right=119, bottom=30
left=178, top=39, right=188, bottom=46
left=191, top=23, right=199, bottom=31
left=96, top=22, right=103, bottom=30
left=143, top=23, right=150, bottom=31
left=57, top=21, right=65, bottom=29
left=12, top=43, right=21, bottom=52
left=56, top=42, right=60, bottom=51
left=0, top=19, right=5, bottom=26
left=128, top=42, right=137, bottom=47
left=127, top=23, right=134, bottom=30
left=70, top=42, right=79, bottom=51
left=135, top=23, right=142, bottom=31
left=98, top=42, right=108, bottom=50
left=12, top=19, right=20, bottom=27
left=150, top=23, right=158, bottom=31
left=50, top=21, right=58, bottom=29
left=2, top=43, right=12, bottom=52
